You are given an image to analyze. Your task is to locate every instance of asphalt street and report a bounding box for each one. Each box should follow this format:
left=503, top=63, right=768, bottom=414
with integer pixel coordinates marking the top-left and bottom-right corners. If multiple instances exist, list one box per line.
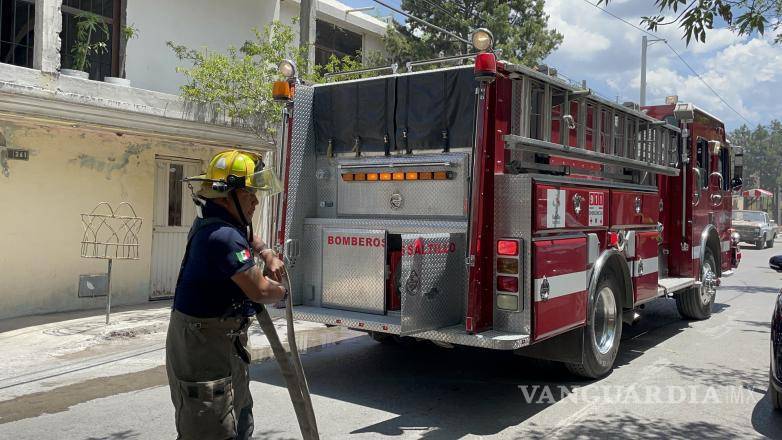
left=1, top=242, right=781, bottom=439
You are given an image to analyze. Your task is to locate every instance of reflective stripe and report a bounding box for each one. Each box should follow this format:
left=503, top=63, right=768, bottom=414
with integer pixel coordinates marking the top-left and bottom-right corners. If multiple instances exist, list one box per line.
left=633, top=256, right=659, bottom=277
left=534, top=270, right=587, bottom=302
left=691, top=245, right=701, bottom=259
left=721, top=240, right=730, bottom=252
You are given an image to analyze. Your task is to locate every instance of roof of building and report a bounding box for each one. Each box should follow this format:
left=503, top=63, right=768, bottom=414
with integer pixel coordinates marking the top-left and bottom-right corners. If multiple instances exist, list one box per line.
left=290, top=0, right=390, bottom=36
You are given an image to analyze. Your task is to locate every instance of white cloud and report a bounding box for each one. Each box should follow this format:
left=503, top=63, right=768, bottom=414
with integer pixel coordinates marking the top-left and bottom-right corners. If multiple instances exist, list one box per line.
left=543, top=0, right=782, bottom=129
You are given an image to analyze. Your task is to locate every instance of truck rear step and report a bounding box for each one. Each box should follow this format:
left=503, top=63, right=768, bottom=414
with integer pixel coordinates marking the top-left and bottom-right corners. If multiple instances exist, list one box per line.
left=290, top=306, right=529, bottom=350
left=657, top=277, right=697, bottom=295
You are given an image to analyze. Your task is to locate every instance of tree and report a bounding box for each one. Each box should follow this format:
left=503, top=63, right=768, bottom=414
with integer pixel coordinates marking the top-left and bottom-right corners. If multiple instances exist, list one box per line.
left=730, top=121, right=782, bottom=216
left=168, top=21, right=306, bottom=144
left=599, top=0, right=782, bottom=44
left=380, top=0, right=563, bottom=66
left=169, top=21, right=385, bottom=144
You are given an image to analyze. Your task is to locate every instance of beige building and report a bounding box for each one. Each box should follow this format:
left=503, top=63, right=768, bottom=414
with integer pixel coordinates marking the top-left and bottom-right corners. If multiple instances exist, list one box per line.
left=0, top=0, right=388, bottom=319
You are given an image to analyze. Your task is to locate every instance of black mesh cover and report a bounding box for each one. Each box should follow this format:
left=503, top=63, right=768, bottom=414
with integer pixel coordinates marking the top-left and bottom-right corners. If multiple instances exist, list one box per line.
left=313, top=66, right=476, bottom=154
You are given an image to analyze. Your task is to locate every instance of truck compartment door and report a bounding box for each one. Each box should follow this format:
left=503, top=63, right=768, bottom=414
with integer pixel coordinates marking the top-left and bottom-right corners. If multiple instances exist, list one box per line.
left=399, top=233, right=466, bottom=335
left=532, top=237, right=588, bottom=341
left=321, top=228, right=387, bottom=314
left=632, top=230, right=661, bottom=304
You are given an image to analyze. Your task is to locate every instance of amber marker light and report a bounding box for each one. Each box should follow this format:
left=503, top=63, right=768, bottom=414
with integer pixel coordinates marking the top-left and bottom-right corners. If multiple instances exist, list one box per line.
left=379, top=172, right=392, bottom=181
left=406, top=172, right=419, bottom=180
left=342, top=173, right=354, bottom=181
left=393, top=172, right=405, bottom=180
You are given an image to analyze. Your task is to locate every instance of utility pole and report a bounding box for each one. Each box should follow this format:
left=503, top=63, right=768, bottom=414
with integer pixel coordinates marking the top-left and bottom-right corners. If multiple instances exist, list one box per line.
left=640, top=36, right=665, bottom=106
left=300, top=0, right=316, bottom=73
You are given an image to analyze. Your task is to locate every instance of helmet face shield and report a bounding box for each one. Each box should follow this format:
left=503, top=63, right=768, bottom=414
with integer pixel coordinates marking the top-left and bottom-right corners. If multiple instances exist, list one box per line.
left=247, top=167, right=283, bottom=196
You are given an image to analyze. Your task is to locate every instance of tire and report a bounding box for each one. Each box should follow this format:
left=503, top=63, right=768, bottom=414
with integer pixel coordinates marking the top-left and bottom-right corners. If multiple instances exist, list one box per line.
left=768, top=235, right=775, bottom=248
left=757, top=236, right=766, bottom=250
left=369, top=331, right=394, bottom=344
left=772, top=371, right=782, bottom=411
left=566, top=273, right=623, bottom=379
left=676, top=249, right=717, bottom=320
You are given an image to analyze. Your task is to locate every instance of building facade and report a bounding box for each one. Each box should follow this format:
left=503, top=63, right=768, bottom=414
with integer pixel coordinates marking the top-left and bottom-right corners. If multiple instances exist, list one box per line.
left=0, top=0, right=387, bottom=319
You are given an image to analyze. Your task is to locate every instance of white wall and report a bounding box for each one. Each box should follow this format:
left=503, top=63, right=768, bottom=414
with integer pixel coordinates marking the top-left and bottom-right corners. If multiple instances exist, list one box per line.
left=125, top=0, right=279, bottom=94
left=125, top=0, right=388, bottom=94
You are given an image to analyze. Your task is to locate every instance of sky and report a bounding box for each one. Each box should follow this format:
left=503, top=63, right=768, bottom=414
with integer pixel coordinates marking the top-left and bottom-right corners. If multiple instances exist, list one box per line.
left=340, top=0, right=782, bottom=131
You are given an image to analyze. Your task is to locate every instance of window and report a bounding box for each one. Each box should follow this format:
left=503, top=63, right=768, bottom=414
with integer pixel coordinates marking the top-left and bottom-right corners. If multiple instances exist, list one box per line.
left=60, top=0, right=120, bottom=80
left=696, top=138, right=709, bottom=188
left=0, top=0, right=35, bottom=68
left=167, top=163, right=183, bottom=227
left=528, top=81, right=544, bottom=140
left=315, top=19, right=362, bottom=66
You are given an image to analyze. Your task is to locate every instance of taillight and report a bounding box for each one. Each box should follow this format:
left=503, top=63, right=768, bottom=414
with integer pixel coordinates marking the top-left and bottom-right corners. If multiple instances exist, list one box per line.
left=608, top=231, right=619, bottom=247
left=497, top=240, right=519, bottom=256
left=497, top=258, right=519, bottom=274
left=495, top=238, right=522, bottom=311
left=497, top=276, right=518, bottom=292
left=474, top=52, right=497, bottom=82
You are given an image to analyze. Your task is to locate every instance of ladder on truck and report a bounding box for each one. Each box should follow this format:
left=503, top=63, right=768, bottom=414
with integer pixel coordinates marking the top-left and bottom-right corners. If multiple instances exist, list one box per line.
left=501, top=62, right=681, bottom=182
left=498, top=62, right=701, bottom=297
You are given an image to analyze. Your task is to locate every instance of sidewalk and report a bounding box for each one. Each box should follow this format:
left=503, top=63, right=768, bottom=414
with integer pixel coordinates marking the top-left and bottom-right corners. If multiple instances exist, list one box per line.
left=0, top=302, right=360, bottom=402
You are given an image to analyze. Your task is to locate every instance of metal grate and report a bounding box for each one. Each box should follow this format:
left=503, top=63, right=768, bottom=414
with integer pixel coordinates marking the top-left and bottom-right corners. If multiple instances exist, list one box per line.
left=80, top=201, right=142, bottom=260
left=60, top=0, right=117, bottom=80
left=0, top=0, right=35, bottom=68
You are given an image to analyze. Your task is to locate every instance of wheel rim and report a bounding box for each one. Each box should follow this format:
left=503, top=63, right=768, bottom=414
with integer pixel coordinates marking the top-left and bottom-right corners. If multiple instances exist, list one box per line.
left=700, top=259, right=717, bottom=305
left=591, top=286, right=617, bottom=355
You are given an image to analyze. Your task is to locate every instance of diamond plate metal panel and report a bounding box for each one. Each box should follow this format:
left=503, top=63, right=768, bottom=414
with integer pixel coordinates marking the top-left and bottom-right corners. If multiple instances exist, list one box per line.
left=285, top=86, right=318, bottom=301
left=301, top=224, right=322, bottom=306
left=493, top=175, right=533, bottom=334
left=289, top=306, right=529, bottom=349
left=304, top=217, right=467, bottom=234
left=315, top=155, right=338, bottom=218
left=321, top=228, right=387, bottom=314
left=400, top=233, right=465, bottom=335
left=336, top=153, right=469, bottom=218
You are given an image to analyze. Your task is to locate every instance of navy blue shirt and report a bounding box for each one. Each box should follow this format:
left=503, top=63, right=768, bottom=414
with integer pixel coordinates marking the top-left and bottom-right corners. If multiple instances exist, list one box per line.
left=173, top=201, right=256, bottom=318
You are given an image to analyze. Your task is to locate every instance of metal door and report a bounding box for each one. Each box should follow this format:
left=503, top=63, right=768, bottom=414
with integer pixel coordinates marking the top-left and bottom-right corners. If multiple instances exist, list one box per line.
left=150, top=158, right=201, bottom=299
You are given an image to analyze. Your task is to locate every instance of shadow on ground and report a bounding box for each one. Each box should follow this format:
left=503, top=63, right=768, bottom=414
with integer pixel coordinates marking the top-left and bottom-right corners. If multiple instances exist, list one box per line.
left=249, top=297, right=720, bottom=438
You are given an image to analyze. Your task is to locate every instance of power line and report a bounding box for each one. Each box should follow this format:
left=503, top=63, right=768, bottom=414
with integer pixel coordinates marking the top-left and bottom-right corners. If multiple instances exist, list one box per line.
left=580, top=0, right=754, bottom=125
left=370, top=0, right=471, bottom=45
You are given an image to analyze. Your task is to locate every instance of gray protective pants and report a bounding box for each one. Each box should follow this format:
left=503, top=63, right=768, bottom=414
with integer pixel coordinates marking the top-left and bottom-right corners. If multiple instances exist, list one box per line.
left=166, top=310, right=253, bottom=440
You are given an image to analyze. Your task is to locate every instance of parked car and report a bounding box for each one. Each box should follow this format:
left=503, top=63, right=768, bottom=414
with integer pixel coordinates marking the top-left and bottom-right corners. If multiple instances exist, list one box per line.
left=769, top=255, right=782, bottom=410
left=732, top=210, right=776, bottom=249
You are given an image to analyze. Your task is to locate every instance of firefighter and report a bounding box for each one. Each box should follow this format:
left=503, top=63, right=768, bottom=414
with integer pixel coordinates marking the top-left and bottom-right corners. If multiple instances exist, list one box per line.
left=166, top=150, right=287, bottom=440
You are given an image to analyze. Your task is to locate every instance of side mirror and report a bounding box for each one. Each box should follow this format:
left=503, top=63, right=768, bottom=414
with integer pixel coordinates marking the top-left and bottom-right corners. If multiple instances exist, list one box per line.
left=770, top=255, right=782, bottom=272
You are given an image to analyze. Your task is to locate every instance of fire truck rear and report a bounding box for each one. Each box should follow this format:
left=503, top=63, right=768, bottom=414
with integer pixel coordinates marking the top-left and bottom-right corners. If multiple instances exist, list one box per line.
left=271, top=32, right=742, bottom=378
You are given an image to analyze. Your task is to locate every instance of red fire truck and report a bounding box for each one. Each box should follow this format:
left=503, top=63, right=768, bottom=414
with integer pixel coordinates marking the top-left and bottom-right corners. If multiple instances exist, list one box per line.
left=270, top=30, right=742, bottom=378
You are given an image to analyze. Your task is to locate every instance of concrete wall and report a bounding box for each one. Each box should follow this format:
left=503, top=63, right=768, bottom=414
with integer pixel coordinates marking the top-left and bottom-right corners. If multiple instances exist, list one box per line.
left=125, top=0, right=387, bottom=94
left=0, top=119, right=228, bottom=319
left=125, top=0, right=278, bottom=94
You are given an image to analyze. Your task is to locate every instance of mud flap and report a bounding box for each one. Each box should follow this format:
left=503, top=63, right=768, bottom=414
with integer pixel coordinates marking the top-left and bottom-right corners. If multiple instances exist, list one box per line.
left=399, top=233, right=466, bottom=336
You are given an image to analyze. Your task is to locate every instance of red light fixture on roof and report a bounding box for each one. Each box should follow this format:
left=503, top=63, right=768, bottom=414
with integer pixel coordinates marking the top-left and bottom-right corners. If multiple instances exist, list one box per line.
left=472, top=28, right=496, bottom=83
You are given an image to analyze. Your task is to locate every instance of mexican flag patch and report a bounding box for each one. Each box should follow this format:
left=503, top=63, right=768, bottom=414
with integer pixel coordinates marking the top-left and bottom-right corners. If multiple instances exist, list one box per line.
left=235, top=249, right=252, bottom=263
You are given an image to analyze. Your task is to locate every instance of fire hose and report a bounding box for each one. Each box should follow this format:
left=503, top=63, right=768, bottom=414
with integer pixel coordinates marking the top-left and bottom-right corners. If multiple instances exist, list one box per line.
left=253, top=263, right=319, bottom=440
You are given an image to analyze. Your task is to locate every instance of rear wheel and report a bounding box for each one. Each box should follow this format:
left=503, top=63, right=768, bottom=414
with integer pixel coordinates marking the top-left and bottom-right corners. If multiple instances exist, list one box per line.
left=676, top=249, right=717, bottom=320
left=771, top=371, right=782, bottom=411
left=566, top=274, right=623, bottom=379
left=370, top=331, right=394, bottom=344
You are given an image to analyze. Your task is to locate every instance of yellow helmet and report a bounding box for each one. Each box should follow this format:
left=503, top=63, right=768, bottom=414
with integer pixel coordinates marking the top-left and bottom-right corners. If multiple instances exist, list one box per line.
left=187, top=150, right=282, bottom=198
